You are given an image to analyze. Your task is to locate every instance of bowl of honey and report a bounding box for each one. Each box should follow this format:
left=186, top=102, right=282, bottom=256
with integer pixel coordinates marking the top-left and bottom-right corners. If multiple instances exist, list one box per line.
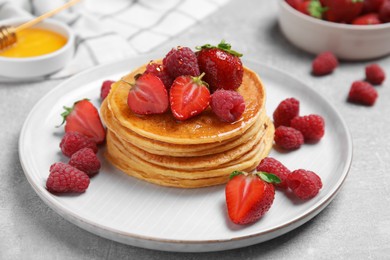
left=0, top=18, right=75, bottom=79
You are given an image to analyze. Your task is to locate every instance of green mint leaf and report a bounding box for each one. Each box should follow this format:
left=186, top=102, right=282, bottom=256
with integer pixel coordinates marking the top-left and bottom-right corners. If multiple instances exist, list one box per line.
left=258, top=172, right=281, bottom=184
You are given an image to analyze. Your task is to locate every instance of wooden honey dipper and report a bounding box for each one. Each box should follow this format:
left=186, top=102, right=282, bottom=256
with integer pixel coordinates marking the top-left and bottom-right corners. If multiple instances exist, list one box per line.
left=0, top=0, right=81, bottom=50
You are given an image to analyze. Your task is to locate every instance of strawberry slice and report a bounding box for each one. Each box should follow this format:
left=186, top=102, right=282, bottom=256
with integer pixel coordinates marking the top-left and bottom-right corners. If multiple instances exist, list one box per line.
left=170, top=72, right=210, bottom=121
left=126, top=73, right=169, bottom=115
left=225, top=171, right=280, bottom=225
left=60, top=99, right=106, bottom=144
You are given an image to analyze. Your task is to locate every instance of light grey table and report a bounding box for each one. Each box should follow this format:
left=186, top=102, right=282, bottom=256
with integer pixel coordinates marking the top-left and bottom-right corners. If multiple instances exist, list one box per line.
left=1, top=0, right=390, bottom=259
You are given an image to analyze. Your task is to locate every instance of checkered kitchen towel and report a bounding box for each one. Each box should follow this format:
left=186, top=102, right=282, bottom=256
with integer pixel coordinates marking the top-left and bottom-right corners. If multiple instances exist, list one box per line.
left=0, top=0, right=230, bottom=80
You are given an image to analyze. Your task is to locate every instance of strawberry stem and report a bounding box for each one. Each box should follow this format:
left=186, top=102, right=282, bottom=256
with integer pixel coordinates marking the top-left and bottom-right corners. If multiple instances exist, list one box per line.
left=120, top=78, right=135, bottom=88
left=196, top=40, right=243, bottom=57
left=191, top=72, right=209, bottom=88
left=56, top=99, right=89, bottom=128
left=308, top=0, right=328, bottom=19
left=256, top=172, right=281, bottom=184
left=229, top=170, right=245, bottom=179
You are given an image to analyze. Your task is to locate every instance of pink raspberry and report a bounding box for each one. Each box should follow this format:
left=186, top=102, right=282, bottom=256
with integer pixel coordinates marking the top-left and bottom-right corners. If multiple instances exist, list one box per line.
left=47, top=162, right=90, bottom=193
left=274, top=126, right=304, bottom=150
left=210, top=89, right=246, bottom=122
left=273, top=97, right=300, bottom=127
left=256, top=157, right=291, bottom=189
left=145, top=62, right=174, bottom=89
left=290, top=114, right=325, bottom=142
left=287, top=169, right=322, bottom=200
left=312, top=52, right=338, bottom=76
left=365, top=64, right=386, bottom=85
left=69, top=148, right=101, bottom=176
left=163, top=46, right=200, bottom=79
left=348, top=81, right=378, bottom=106
left=101, top=80, right=115, bottom=100
left=60, top=132, right=98, bottom=157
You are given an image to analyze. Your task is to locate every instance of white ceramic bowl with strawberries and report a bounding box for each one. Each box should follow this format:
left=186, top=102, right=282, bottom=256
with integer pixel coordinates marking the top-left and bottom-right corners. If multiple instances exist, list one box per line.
left=278, top=0, right=390, bottom=60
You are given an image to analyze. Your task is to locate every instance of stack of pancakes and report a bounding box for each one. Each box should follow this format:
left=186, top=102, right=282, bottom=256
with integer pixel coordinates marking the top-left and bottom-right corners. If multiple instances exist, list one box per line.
left=101, top=63, right=274, bottom=188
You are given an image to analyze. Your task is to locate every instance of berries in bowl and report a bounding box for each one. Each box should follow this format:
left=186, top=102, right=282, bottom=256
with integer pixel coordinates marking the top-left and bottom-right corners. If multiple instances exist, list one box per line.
left=279, top=0, right=390, bottom=60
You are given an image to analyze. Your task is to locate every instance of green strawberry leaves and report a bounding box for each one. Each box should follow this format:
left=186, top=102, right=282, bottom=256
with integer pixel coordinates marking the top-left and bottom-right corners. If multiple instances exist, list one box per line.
left=229, top=170, right=281, bottom=184
left=308, top=0, right=328, bottom=19
left=257, top=172, right=281, bottom=184
left=229, top=170, right=244, bottom=179
left=191, top=72, right=209, bottom=88
left=196, top=40, right=243, bottom=57
left=57, top=99, right=89, bottom=127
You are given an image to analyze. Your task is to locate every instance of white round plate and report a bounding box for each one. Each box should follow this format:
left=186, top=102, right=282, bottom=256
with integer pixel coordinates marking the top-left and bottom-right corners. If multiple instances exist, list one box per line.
left=19, top=55, right=352, bottom=252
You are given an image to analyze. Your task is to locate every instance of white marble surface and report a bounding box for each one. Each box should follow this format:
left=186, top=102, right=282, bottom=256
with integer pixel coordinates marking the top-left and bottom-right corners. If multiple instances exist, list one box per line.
left=1, top=0, right=390, bottom=259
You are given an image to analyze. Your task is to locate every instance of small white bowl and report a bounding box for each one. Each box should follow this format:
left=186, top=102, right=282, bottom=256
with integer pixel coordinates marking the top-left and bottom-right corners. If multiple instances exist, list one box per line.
left=278, top=0, right=390, bottom=60
left=0, top=18, right=74, bottom=79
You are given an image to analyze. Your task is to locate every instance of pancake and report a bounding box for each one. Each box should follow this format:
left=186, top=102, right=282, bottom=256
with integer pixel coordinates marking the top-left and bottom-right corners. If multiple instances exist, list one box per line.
left=112, top=118, right=269, bottom=170
left=101, top=99, right=268, bottom=157
left=106, top=64, right=266, bottom=144
left=101, top=60, right=274, bottom=188
left=105, top=120, right=274, bottom=188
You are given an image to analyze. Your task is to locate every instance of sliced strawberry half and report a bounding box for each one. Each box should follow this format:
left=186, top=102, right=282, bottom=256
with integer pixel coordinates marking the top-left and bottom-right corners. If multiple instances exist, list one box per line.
left=60, top=99, right=106, bottom=144
left=225, top=171, right=280, bottom=225
left=126, top=73, right=169, bottom=115
left=170, top=72, right=210, bottom=121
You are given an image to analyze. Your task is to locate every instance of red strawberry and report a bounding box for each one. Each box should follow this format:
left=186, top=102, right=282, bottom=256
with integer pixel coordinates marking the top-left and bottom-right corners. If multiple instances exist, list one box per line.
left=320, top=0, right=364, bottom=23
left=60, top=99, right=106, bottom=144
left=225, top=171, right=279, bottom=225
left=363, top=0, right=385, bottom=13
left=126, top=73, right=169, bottom=115
left=286, top=0, right=304, bottom=9
left=196, top=40, right=244, bottom=92
left=170, top=73, right=210, bottom=121
left=297, top=0, right=328, bottom=18
left=100, top=80, right=115, bottom=101
left=352, top=13, right=381, bottom=24
left=379, top=0, right=390, bottom=23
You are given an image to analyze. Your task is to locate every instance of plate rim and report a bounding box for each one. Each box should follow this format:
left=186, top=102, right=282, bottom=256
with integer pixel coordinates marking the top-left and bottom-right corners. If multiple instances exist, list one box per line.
left=18, top=55, right=353, bottom=251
